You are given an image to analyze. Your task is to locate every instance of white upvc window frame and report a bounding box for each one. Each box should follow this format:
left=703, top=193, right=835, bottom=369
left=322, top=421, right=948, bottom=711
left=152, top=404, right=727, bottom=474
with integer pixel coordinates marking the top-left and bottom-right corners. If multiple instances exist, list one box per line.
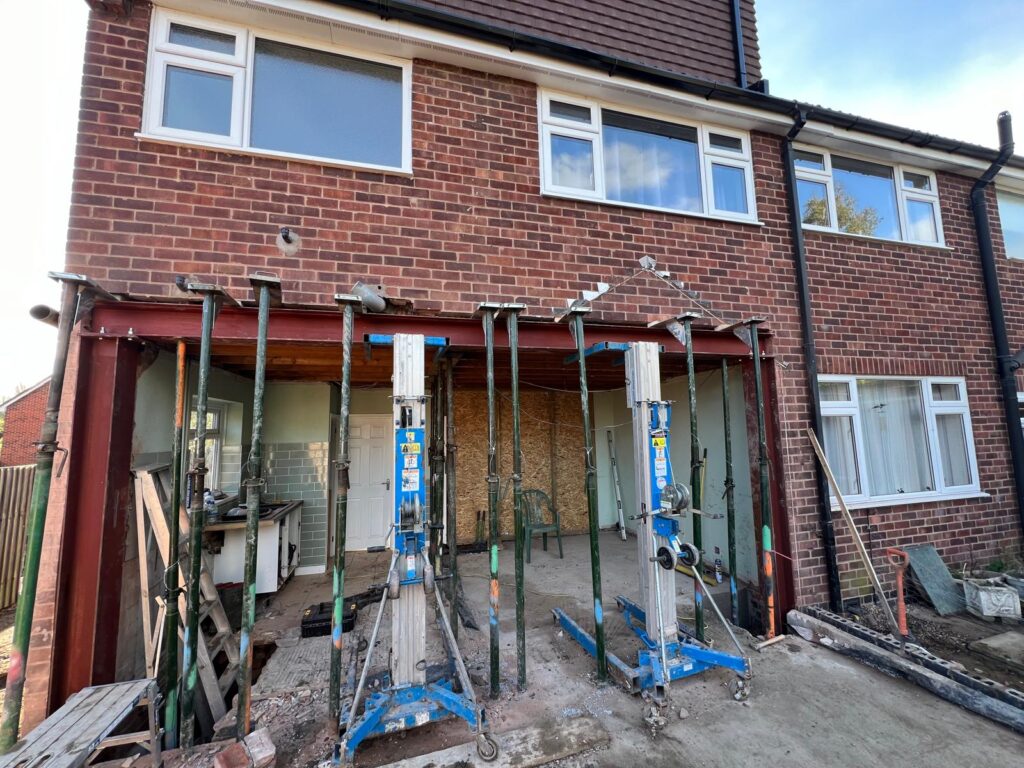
left=819, top=375, right=980, bottom=509
left=142, top=8, right=413, bottom=174
left=794, top=145, right=945, bottom=246
left=538, top=90, right=759, bottom=224
left=997, top=187, right=1024, bottom=260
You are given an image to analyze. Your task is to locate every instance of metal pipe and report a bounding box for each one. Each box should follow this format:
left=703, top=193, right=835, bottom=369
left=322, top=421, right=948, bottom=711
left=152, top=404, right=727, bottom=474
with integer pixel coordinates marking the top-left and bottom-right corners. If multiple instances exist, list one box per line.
left=683, top=316, right=704, bottom=643
left=237, top=282, right=271, bottom=736
left=345, top=554, right=397, bottom=733
left=781, top=117, right=842, bottom=611
left=747, top=321, right=775, bottom=639
left=971, top=113, right=1024, bottom=541
left=162, top=340, right=187, bottom=748
left=569, top=308, right=607, bottom=681
left=482, top=308, right=501, bottom=698
left=507, top=307, right=526, bottom=691
left=722, top=359, right=739, bottom=626
left=0, top=279, right=79, bottom=751
left=444, top=359, right=459, bottom=641
left=181, top=291, right=217, bottom=749
left=29, top=305, right=59, bottom=327
left=430, top=372, right=445, bottom=576
left=729, top=0, right=749, bottom=89
left=330, top=298, right=357, bottom=720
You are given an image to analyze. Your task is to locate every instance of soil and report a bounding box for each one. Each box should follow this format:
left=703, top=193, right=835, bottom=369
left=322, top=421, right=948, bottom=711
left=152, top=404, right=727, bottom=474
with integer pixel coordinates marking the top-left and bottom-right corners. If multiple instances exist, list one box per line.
left=0, top=605, right=14, bottom=711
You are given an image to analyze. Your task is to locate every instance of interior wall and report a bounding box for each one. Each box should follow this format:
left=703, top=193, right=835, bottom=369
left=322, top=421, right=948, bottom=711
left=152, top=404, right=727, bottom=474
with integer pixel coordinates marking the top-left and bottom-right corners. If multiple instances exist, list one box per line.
left=594, top=365, right=757, bottom=584
left=451, top=388, right=586, bottom=545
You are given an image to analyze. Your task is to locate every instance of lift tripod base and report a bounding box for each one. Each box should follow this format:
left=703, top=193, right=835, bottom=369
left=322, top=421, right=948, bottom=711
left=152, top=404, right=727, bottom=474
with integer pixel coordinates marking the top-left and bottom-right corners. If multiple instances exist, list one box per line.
left=552, top=600, right=749, bottom=698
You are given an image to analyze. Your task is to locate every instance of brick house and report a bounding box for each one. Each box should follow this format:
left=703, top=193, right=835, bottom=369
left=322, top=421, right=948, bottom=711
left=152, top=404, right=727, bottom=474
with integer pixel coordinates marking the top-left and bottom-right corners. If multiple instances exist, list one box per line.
left=20, top=0, right=1024, bottom=727
left=0, top=380, right=49, bottom=467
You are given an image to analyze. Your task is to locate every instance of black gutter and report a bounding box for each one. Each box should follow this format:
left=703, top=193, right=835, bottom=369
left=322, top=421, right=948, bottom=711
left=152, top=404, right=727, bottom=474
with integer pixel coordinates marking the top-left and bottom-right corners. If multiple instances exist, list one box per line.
left=325, top=0, right=1024, bottom=171
left=780, top=109, right=842, bottom=611
left=729, top=0, right=749, bottom=89
left=972, top=112, right=1024, bottom=539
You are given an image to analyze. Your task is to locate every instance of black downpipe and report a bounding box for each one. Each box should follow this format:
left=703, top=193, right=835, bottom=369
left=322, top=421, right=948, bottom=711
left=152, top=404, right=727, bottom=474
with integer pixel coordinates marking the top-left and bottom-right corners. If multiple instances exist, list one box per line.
left=781, top=111, right=843, bottom=611
left=972, top=112, right=1024, bottom=539
left=729, top=0, right=749, bottom=89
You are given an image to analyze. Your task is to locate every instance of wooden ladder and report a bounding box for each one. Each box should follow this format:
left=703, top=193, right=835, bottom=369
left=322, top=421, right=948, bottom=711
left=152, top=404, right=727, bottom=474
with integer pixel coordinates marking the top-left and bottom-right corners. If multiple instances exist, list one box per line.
left=133, top=466, right=240, bottom=722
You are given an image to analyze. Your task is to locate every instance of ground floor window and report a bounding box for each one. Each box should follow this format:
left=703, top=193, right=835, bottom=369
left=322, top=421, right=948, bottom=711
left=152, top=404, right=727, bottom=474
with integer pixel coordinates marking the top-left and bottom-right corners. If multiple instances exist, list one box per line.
left=819, top=376, right=979, bottom=505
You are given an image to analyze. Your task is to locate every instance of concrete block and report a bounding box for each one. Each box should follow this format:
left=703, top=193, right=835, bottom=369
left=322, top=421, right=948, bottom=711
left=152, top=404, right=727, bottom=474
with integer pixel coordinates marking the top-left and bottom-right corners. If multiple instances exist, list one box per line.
left=244, top=727, right=277, bottom=768
left=214, top=740, right=252, bottom=768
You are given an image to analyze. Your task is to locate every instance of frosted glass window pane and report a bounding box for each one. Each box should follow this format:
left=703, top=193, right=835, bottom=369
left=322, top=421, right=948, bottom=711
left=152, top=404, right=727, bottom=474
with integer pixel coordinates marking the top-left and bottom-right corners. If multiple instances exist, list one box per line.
left=169, top=23, right=236, bottom=55
left=907, top=199, right=938, bottom=242
left=931, top=382, right=961, bottom=401
left=823, top=415, right=860, bottom=496
left=936, top=413, right=971, bottom=486
left=550, top=135, right=595, bottom=190
left=798, top=179, right=830, bottom=226
left=832, top=156, right=901, bottom=239
left=603, top=111, right=701, bottom=212
left=712, top=164, right=747, bottom=213
left=820, top=381, right=851, bottom=401
left=162, top=66, right=233, bottom=135
left=858, top=379, right=933, bottom=495
left=251, top=39, right=403, bottom=167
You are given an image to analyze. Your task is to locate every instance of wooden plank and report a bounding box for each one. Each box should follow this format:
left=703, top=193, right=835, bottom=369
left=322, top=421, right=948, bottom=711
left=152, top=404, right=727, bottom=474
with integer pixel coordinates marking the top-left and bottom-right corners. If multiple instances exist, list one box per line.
left=8, top=684, right=124, bottom=758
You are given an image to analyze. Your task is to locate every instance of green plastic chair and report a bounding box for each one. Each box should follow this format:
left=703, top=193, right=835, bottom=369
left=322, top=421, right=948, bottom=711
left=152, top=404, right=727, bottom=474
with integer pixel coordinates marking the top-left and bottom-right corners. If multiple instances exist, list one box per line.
left=523, top=489, right=563, bottom=562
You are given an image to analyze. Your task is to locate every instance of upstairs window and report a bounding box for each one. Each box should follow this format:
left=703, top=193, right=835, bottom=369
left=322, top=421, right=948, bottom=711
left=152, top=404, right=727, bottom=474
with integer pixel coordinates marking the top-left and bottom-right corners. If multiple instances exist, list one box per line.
left=143, top=10, right=411, bottom=172
left=997, top=189, right=1024, bottom=259
left=794, top=147, right=943, bottom=245
left=539, top=93, right=757, bottom=222
left=820, top=376, right=979, bottom=506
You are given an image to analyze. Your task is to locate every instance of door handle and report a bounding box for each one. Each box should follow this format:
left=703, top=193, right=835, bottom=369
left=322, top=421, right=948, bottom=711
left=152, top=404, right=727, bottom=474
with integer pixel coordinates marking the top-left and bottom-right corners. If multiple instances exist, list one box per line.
left=383, top=479, right=391, bottom=491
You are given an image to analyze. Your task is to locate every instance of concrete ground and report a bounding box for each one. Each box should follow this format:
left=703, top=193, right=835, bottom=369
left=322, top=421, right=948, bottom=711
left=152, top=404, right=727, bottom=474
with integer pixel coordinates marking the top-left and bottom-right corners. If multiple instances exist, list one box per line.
left=247, top=532, right=1023, bottom=767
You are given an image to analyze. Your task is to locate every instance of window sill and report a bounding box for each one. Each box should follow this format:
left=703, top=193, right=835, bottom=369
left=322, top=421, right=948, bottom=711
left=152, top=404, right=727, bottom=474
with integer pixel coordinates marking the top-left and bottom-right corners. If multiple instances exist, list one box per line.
left=802, top=225, right=953, bottom=251
left=135, top=132, right=413, bottom=176
left=541, top=190, right=764, bottom=227
left=832, top=490, right=990, bottom=512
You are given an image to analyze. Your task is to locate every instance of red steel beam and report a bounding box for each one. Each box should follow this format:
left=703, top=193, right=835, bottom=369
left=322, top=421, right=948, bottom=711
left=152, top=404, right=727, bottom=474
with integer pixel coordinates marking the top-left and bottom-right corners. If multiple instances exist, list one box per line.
left=51, top=336, right=139, bottom=706
left=89, top=301, right=761, bottom=357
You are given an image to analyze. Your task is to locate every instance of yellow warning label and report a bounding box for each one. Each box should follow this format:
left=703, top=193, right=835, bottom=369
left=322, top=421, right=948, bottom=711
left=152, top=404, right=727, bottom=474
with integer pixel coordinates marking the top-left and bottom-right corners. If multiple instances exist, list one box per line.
left=652, top=437, right=667, bottom=448
left=401, top=443, right=421, bottom=454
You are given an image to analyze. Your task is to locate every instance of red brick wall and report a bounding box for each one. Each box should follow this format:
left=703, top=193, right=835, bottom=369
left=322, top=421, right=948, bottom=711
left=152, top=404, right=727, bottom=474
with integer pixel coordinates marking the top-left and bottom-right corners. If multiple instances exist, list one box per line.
left=0, top=383, right=48, bottom=466
left=64, top=4, right=1021, bottom=615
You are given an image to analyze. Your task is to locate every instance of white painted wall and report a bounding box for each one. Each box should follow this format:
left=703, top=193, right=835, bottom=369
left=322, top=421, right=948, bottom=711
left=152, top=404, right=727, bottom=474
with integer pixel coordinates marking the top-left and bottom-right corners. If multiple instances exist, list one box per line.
left=594, top=365, right=757, bottom=584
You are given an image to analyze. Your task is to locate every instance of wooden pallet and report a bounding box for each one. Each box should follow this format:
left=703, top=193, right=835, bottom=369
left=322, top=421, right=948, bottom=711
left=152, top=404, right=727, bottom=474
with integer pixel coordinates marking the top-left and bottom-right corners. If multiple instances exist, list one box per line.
left=132, top=466, right=239, bottom=724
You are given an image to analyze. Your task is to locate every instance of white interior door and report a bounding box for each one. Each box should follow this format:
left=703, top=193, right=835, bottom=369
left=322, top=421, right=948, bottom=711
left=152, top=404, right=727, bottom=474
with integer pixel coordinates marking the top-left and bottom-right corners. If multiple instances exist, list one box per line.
left=347, top=415, right=392, bottom=551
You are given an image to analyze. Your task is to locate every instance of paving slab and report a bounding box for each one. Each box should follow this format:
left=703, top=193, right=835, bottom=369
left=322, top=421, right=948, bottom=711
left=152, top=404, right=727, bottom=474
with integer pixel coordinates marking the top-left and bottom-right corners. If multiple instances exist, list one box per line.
left=969, top=630, right=1024, bottom=675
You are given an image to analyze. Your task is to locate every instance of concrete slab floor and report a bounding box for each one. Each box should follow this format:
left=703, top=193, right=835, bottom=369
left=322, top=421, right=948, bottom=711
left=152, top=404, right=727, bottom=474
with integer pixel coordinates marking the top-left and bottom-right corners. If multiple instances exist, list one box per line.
left=249, top=533, right=1023, bottom=767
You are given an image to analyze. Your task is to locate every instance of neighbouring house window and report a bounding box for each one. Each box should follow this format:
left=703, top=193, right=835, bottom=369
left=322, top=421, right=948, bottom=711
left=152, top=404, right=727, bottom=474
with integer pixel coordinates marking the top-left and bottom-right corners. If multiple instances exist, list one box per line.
left=143, top=9, right=410, bottom=172
left=997, top=189, right=1024, bottom=259
left=188, top=404, right=224, bottom=491
left=794, top=147, right=943, bottom=245
left=539, top=92, right=757, bottom=221
left=819, top=376, right=979, bottom=505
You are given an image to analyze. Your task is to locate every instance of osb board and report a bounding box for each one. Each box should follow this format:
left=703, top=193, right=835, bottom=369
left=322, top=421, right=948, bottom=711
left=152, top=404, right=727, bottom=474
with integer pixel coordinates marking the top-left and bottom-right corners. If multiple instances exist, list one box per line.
left=452, top=388, right=586, bottom=544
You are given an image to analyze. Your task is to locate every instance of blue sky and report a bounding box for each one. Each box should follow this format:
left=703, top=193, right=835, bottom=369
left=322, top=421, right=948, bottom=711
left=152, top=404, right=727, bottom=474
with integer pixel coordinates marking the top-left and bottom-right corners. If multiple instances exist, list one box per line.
left=758, top=0, right=1024, bottom=145
left=1, top=1, right=1023, bottom=397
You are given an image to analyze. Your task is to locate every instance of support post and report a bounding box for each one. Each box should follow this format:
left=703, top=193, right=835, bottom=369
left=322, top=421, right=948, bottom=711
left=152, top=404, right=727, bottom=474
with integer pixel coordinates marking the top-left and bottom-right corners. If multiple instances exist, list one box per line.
left=0, top=272, right=105, bottom=751
left=429, top=371, right=445, bottom=576
left=481, top=305, right=501, bottom=699
left=506, top=305, right=526, bottom=691
left=444, top=359, right=459, bottom=641
left=237, top=275, right=280, bottom=736
left=722, top=359, right=739, bottom=626
left=568, top=307, right=607, bottom=681
left=330, top=294, right=360, bottom=722
left=181, top=282, right=235, bottom=749
left=747, top=319, right=775, bottom=639
left=162, top=340, right=187, bottom=748
left=682, top=314, right=704, bottom=642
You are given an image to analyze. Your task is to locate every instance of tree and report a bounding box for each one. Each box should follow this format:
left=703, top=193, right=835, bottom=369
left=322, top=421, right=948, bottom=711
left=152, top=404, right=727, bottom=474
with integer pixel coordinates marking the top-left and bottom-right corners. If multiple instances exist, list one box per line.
left=802, top=183, right=881, bottom=236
